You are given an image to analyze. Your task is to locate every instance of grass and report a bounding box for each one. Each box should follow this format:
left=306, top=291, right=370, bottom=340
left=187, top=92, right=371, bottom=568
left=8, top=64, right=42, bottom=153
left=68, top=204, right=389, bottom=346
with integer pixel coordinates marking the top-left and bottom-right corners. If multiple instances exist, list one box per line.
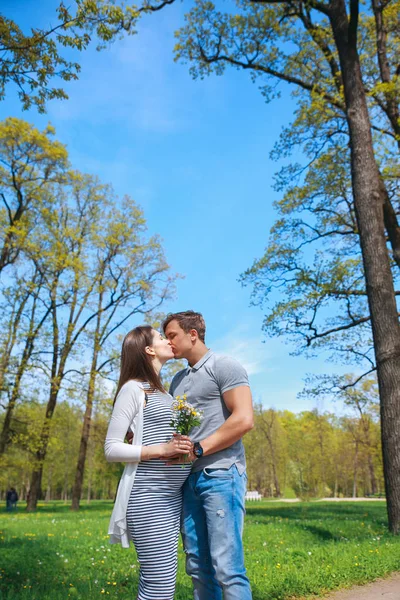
left=0, top=500, right=399, bottom=599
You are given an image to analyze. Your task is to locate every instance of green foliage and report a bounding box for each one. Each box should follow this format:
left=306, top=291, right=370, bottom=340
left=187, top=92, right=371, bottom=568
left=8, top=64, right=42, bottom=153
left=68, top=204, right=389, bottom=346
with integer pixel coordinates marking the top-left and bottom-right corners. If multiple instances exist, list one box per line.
left=173, top=0, right=400, bottom=386
left=1, top=501, right=400, bottom=599
left=244, top=389, right=383, bottom=500
left=0, top=118, right=177, bottom=507
left=0, top=1, right=153, bottom=112
left=0, top=117, right=68, bottom=271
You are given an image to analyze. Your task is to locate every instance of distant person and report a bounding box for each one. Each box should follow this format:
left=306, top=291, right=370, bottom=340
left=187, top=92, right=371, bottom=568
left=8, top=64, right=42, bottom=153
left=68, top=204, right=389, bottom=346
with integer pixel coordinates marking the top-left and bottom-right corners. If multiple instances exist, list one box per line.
left=163, top=310, right=254, bottom=600
left=104, top=326, right=193, bottom=600
left=6, top=487, right=18, bottom=511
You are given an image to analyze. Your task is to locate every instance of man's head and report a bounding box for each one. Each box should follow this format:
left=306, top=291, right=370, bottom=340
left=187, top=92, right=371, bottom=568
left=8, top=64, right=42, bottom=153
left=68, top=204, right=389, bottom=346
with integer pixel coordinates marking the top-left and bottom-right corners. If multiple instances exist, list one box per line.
left=162, top=311, right=206, bottom=359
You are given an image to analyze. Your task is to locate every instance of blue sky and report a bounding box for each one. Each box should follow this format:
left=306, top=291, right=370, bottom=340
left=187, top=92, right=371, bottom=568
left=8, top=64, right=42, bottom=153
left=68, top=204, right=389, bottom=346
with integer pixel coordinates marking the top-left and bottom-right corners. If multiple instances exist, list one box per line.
left=3, top=0, right=349, bottom=413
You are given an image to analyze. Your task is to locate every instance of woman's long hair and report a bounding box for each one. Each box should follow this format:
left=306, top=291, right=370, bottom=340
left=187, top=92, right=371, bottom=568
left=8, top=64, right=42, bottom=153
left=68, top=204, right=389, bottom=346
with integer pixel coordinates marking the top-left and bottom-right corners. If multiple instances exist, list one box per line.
left=113, top=326, right=165, bottom=405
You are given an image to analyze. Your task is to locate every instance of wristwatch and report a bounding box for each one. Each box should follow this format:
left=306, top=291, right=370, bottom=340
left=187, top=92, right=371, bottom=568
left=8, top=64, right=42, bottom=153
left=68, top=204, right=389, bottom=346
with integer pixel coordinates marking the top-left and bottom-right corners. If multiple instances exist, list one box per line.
left=193, top=441, right=204, bottom=458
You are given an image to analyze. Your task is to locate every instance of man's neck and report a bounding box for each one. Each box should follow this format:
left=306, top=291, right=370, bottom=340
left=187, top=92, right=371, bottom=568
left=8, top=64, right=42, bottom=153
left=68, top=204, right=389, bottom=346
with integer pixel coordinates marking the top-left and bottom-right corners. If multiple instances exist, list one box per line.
left=187, top=344, right=210, bottom=367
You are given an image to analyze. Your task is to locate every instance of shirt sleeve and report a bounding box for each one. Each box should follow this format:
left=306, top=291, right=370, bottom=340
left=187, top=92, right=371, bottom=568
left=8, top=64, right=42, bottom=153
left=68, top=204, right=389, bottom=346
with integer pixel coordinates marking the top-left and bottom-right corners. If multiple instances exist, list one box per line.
left=215, top=356, right=250, bottom=394
left=104, top=382, right=143, bottom=463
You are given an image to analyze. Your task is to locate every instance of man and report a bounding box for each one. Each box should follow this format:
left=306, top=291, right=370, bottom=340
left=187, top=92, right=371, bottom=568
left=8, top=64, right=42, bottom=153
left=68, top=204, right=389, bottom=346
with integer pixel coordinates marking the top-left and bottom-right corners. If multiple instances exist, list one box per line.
left=6, top=487, right=18, bottom=511
left=163, top=310, right=254, bottom=600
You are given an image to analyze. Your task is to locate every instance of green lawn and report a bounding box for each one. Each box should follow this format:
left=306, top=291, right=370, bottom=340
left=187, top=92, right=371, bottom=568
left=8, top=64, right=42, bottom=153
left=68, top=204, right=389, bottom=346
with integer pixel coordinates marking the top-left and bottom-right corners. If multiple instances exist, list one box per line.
left=0, top=500, right=399, bottom=599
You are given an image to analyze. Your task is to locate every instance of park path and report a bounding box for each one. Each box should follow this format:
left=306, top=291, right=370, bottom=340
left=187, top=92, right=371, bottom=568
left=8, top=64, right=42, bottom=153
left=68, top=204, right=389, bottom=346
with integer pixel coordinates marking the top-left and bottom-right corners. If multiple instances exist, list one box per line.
left=323, top=572, right=400, bottom=599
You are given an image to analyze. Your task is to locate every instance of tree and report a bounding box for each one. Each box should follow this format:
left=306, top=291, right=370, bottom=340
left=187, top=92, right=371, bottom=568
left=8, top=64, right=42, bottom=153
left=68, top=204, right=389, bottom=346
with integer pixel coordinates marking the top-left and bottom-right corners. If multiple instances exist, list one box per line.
left=71, top=199, right=174, bottom=510
left=256, top=406, right=282, bottom=496
left=1, top=0, right=177, bottom=112
left=0, top=265, right=51, bottom=455
left=172, top=0, right=400, bottom=533
left=0, top=117, right=67, bottom=273
left=340, top=378, right=381, bottom=495
left=26, top=171, right=173, bottom=511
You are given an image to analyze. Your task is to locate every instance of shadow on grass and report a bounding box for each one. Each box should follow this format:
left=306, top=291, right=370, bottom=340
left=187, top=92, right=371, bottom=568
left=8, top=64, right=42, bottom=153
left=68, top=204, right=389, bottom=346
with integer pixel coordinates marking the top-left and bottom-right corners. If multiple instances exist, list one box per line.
left=246, top=502, right=388, bottom=524
left=0, top=537, right=61, bottom=590
left=0, top=500, right=113, bottom=516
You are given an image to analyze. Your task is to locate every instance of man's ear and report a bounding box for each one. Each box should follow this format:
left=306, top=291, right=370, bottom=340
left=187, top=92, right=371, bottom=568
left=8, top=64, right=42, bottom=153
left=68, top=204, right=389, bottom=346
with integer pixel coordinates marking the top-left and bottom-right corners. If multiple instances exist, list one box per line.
left=190, top=329, right=199, bottom=343
left=145, top=346, right=155, bottom=356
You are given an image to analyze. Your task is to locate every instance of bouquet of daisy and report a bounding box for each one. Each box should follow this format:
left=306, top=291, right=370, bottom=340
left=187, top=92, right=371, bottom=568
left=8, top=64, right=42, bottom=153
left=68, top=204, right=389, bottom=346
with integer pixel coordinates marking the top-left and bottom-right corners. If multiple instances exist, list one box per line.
left=170, top=394, right=202, bottom=463
left=170, top=394, right=202, bottom=435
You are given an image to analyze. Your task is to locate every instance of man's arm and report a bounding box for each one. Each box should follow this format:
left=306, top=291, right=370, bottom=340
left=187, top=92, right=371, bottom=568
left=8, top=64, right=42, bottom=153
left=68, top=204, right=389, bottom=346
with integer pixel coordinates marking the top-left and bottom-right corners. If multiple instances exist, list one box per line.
left=200, top=386, right=254, bottom=456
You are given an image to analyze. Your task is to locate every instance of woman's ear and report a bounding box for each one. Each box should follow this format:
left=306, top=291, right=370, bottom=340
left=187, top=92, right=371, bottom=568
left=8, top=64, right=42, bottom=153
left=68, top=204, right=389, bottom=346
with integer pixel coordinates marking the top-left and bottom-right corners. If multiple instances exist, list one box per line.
left=145, top=346, right=156, bottom=357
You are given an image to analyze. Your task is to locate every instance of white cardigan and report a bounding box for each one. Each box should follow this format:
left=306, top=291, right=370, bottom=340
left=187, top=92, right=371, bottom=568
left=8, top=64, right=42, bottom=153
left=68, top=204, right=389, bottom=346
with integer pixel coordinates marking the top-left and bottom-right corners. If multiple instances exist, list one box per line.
left=104, top=380, right=145, bottom=548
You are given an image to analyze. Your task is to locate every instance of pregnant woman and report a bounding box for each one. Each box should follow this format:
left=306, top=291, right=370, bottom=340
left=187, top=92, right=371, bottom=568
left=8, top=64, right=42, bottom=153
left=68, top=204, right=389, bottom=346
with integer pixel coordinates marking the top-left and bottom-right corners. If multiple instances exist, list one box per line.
left=104, top=326, right=193, bottom=600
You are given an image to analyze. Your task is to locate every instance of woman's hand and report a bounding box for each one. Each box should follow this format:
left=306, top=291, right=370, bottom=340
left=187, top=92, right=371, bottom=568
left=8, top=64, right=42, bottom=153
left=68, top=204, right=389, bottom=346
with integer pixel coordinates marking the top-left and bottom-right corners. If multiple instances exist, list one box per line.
left=162, top=434, right=193, bottom=459
left=140, top=435, right=193, bottom=461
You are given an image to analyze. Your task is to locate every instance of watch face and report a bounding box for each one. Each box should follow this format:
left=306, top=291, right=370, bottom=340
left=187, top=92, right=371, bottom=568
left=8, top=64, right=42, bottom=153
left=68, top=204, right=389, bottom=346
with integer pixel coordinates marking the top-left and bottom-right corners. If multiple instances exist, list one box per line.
left=194, top=443, right=203, bottom=457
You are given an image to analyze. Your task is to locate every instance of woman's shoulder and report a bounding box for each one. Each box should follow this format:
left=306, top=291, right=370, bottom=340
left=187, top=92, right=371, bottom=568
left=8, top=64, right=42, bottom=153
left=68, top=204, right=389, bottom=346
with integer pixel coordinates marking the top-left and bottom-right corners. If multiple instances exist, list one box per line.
left=116, top=380, right=145, bottom=402
left=121, top=379, right=145, bottom=391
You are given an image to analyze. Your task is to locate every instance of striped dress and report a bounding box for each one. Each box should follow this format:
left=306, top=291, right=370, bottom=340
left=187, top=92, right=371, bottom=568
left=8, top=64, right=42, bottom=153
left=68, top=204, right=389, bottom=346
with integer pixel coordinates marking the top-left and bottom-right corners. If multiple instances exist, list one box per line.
left=126, top=383, right=191, bottom=600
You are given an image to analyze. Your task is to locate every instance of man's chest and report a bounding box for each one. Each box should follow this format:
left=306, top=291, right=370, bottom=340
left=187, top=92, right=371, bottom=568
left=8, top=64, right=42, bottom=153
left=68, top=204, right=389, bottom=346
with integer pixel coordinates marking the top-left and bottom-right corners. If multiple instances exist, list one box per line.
left=172, top=371, right=221, bottom=408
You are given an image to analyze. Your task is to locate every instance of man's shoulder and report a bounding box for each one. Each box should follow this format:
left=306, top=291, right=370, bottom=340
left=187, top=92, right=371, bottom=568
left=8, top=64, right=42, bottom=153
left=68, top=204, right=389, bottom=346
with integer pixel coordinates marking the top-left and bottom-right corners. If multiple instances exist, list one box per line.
left=170, top=368, right=187, bottom=392
left=209, top=353, right=246, bottom=371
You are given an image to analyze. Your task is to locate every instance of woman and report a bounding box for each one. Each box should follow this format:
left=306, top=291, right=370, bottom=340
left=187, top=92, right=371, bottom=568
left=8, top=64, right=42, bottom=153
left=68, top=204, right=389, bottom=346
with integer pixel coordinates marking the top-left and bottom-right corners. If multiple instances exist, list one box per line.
left=104, top=326, right=193, bottom=600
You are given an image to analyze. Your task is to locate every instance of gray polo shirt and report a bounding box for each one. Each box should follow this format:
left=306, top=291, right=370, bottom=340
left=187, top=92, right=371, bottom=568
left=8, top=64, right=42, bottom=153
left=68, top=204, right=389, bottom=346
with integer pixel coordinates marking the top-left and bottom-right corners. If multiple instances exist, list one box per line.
left=169, top=350, right=250, bottom=474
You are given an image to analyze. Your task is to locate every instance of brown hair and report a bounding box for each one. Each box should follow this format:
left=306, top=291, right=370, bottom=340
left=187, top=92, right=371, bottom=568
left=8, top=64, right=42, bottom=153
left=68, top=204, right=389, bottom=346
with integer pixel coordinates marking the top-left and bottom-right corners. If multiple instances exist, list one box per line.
left=113, top=326, right=165, bottom=405
left=162, top=311, right=206, bottom=343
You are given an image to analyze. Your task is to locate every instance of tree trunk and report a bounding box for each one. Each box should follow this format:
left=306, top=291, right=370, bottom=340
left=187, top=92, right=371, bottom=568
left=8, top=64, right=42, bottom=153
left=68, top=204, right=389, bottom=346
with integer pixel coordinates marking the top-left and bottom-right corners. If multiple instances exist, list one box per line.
left=26, top=468, right=43, bottom=511
left=329, top=0, right=400, bottom=534
left=26, top=386, right=59, bottom=511
left=71, top=292, right=103, bottom=511
left=0, top=350, right=33, bottom=454
left=368, top=455, right=378, bottom=495
left=0, top=291, right=33, bottom=454
left=71, top=364, right=97, bottom=510
left=260, top=410, right=281, bottom=497
left=0, top=398, right=15, bottom=455
left=353, top=443, right=358, bottom=498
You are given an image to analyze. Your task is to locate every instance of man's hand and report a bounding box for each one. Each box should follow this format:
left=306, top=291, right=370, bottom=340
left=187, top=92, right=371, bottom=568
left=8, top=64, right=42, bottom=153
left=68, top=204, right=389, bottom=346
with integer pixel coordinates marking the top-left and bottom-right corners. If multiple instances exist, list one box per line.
left=166, top=449, right=196, bottom=465
left=125, top=430, right=134, bottom=444
left=166, top=433, right=195, bottom=465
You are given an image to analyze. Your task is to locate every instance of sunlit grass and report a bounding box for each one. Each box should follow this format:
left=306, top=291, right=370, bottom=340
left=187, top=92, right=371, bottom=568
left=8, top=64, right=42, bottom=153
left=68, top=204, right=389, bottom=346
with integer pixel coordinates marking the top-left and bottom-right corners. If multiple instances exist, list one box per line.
left=0, top=500, right=399, bottom=599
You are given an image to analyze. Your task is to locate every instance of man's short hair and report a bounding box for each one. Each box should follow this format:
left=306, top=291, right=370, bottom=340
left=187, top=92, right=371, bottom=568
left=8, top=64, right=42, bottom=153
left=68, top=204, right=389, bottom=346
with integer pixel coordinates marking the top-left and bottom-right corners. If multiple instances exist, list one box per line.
left=162, top=311, right=206, bottom=343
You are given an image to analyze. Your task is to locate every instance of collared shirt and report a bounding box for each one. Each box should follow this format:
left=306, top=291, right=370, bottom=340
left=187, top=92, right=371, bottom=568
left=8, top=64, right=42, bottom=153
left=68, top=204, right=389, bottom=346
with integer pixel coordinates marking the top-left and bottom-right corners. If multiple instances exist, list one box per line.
left=169, top=350, right=250, bottom=474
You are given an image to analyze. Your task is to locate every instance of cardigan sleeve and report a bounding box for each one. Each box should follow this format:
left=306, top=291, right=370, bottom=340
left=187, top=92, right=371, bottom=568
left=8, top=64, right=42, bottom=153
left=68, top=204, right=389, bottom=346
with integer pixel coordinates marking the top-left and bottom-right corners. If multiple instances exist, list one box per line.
left=104, top=382, right=143, bottom=463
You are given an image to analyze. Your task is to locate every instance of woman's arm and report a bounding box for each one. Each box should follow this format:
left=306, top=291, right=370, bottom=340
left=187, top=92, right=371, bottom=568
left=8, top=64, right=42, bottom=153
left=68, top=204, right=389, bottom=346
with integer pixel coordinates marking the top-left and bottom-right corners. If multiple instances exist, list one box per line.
left=104, top=383, right=143, bottom=463
left=104, top=383, right=193, bottom=463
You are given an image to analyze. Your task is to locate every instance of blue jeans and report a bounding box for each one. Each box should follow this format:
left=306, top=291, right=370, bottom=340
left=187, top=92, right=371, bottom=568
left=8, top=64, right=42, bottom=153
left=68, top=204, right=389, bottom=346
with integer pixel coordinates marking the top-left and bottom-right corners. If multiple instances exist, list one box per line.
left=181, top=464, right=252, bottom=600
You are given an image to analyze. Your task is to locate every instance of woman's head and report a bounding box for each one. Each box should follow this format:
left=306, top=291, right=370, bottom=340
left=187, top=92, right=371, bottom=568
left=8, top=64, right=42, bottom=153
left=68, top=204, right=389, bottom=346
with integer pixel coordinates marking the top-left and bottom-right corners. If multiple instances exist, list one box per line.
left=114, top=326, right=174, bottom=401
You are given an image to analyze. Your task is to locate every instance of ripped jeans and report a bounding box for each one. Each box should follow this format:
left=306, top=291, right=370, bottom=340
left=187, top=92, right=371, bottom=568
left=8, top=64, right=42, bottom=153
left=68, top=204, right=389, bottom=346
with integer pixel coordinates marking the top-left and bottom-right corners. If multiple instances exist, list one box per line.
left=181, top=464, right=252, bottom=600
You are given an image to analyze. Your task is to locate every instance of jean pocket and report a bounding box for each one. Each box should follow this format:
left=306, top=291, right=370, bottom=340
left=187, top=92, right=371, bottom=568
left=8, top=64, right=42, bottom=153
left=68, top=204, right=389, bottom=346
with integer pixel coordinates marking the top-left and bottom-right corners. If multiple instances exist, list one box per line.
left=203, top=466, right=234, bottom=479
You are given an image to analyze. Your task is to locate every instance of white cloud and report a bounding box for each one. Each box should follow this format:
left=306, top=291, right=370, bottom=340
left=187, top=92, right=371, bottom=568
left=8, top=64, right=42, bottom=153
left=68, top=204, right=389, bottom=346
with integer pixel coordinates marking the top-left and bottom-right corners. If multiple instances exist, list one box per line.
left=211, top=326, right=275, bottom=376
